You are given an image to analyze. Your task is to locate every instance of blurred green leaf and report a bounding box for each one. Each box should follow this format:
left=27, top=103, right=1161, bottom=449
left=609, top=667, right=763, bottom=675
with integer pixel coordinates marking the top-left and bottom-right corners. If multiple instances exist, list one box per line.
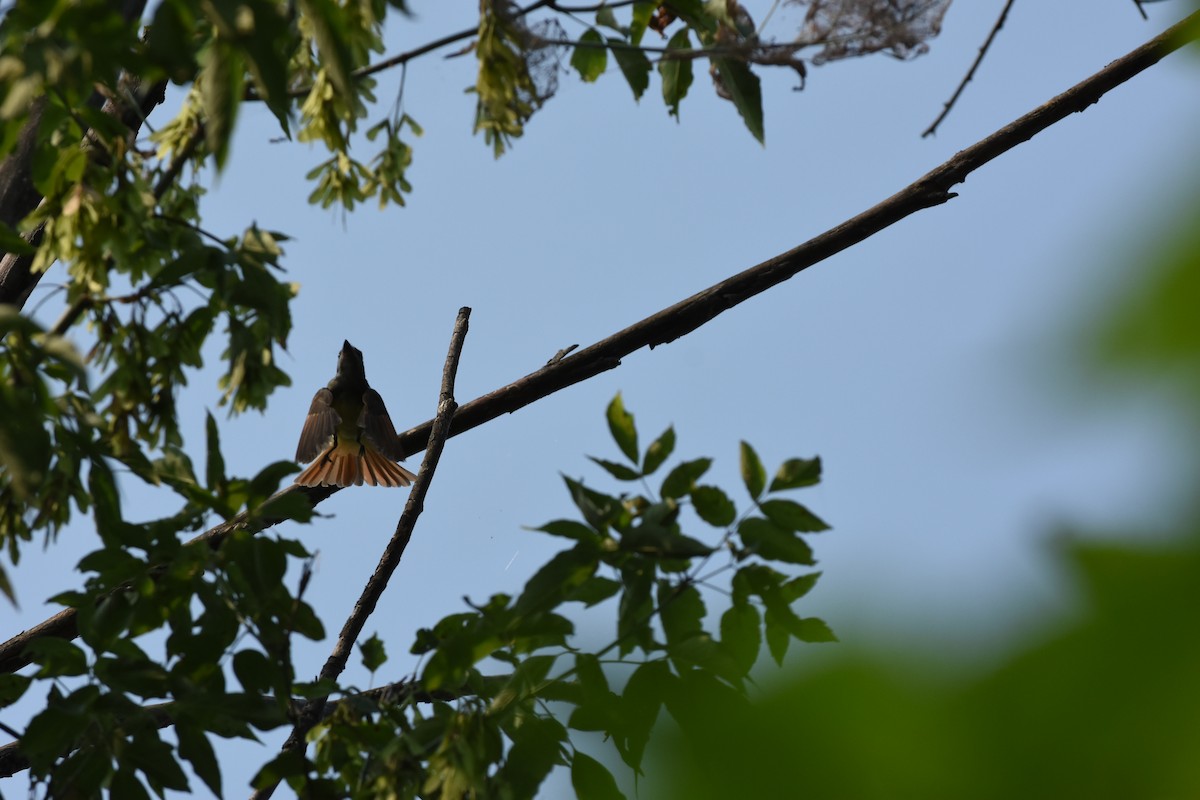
left=769, top=457, right=822, bottom=491
left=760, top=499, right=829, bottom=533
left=572, top=751, right=627, bottom=800
left=590, top=456, right=642, bottom=481
left=661, top=458, right=712, bottom=499
left=611, top=39, right=651, bottom=100
left=738, top=517, right=814, bottom=564
left=739, top=441, right=766, bottom=499
left=691, top=485, right=736, bottom=527
left=606, top=393, right=639, bottom=463
left=712, top=59, right=764, bottom=143
left=659, top=28, right=694, bottom=118
left=571, top=28, right=609, bottom=83
left=642, top=426, right=676, bottom=475
left=360, top=633, right=388, bottom=673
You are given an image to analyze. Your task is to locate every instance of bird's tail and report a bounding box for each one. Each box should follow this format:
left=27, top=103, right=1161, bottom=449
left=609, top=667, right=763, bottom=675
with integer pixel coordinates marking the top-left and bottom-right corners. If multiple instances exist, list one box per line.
left=295, top=443, right=417, bottom=488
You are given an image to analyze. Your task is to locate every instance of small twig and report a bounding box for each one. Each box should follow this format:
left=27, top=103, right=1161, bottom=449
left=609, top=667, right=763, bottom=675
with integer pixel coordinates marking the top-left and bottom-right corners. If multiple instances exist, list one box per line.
left=1132, top=0, right=1148, bottom=21
left=152, top=123, right=204, bottom=200
left=922, top=0, right=1017, bottom=138
left=546, top=344, right=578, bottom=365
left=252, top=307, right=471, bottom=800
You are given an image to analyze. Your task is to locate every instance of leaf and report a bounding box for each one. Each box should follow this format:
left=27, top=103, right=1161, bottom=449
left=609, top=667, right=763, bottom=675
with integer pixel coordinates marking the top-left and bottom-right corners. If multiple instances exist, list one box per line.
left=739, top=441, right=766, bottom=499
left=199, top=38, right=244, bottom=170
left=618, top=659, right=672, bottom=770
left=498, top=716, right=566, bottom=798
left=567, top=576, right=623, bottom=607
left=298, top=0, right=355, bottom=98
left=642, top=426, right=676, bottom=475
left=659, top=581, right=705, bottom=648
left=737, top=517, right=815, bottom=564
left=691, top=485, right=736, bottom=527
left=606, top=393, right=639, bottom=463
left=232, top=649, right=275, bottom=695
left=534, top=519, right=601, bottom=543
left=589, top=456, right=642, bottom=481
left=205, top=412, right=225, bottom=490
left=661, top=457, right=712, bottom=499
left=515, top=546, right=599, bottom=617
left=781, top=572, right=821, bottom=602
left=769, top=456, right=822, bottom=491
left=764, top=609, right=790, bottom=666
left=658, top=28, right=694, bottom=118
left=713, top=57, right=764, bottom=143
left=617, top=564, right=655, bottom=655
left=360, top=633, right=387, bottom=673
left=611, top=39, right=651, bottom=100
left=0, top=674, right=31, bottom=707
left=571, top=28, right=608, bottom=83
left=596, top=5, right=623, bottom=32
left=177, top=725, right=222, bottom=798
left=720, top=603, right=761, bottom=675
left=572, top=751, right=627, bottom=800
left=630, top=1, right=655, bottom=45
left=790, top=616, right=837, bottom=643
left=759, top=499, right=830, bottom=533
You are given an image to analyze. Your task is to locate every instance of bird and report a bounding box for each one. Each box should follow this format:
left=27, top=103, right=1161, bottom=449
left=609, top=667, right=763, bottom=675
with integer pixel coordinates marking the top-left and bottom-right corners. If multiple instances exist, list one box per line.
left=294, top=340, right=417, bottom=488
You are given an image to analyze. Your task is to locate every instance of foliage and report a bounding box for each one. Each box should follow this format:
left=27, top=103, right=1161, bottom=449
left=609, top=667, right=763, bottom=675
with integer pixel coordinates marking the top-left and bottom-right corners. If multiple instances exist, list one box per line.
left=1, top=397, right=834, bottom=796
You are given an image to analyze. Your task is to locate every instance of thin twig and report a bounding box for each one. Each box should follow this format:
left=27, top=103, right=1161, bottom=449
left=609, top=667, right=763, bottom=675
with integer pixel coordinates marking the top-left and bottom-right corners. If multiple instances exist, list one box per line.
left=923, top=0, right=1017, bottom=137
left=251, top=307, right=471, bottom=800
left=1132, top=0, right=1148, bottom=21
left=2, top=12, right=1196, bottom=676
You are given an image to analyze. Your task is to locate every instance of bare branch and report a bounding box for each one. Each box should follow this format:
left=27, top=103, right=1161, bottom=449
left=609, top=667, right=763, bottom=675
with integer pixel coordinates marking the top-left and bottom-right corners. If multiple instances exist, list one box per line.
left=251, top=307, right=471, bottom=800
left=923, top=0, right=1017, bottom=137
left=2, top=11, right=1196, bottom=676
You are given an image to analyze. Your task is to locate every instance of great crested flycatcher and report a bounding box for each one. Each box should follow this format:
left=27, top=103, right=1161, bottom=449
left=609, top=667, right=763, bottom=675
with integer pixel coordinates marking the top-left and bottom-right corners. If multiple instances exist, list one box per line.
left=294, top=340, right=417, bottom=488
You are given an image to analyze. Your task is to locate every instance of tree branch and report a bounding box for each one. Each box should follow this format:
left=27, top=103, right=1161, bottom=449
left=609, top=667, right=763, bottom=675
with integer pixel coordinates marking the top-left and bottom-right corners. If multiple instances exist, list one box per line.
left=1, top=11, right=1196, bottom=676
left=923, top=0, right=1017, bottom=138
left=251, top=307, right=471, bottom=800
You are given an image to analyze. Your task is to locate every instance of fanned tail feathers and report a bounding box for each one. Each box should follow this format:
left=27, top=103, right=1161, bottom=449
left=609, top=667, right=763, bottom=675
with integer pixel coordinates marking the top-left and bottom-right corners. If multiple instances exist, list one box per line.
left=295, top=444, right=417, bottom=488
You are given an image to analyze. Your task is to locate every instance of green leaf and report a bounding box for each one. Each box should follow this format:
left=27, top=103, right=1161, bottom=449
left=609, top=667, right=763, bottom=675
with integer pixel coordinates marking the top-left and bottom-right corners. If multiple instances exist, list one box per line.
left=298, top=0, right=355, bottom=98
left=571, top=28, right=608, bottom=83
left=737, top=517, right=815, bottom=564
left=572, top=751, right=626, bottom=800
left=515, top=546, right=599, bottom=617
left=720, top=602, right=761, bottom=675
left=781, top=572, right=821, bottom=602
left=659, top=581, right=705, bottom=648
left=606, top=393, right=639, bottom=463
left=769, top=456, right=822, bottom=491
left=642, top=426, right=676, bottom=475
left=739, top=441, right=766, bottom=499
left=232, top=648, right=275, bottom=694
left=630, top=1, right=655, bottom=45
left=205, top=412, right=225, bottom=490
left=759, top=498, right=830, bottom=533
left=691, top=485, right=736, bottom=527
left=177, top=725, right=222, bottom=798
left=535, top=519, right=602, bottom=543
left=661, top=457, right=711, bottom=499
left=713, top=58, right=764, bottom=143
left=658, top=28, right=694, bottom=119
left=617, top=564, right=655, bottom=655
left=199, top=38, right=244, bottom=170
left=611, top=39, right=651, bottom=100
left=790, top=616, right=837, bottom=643
left=589, top=456, right=642, bottom=481
left=0, top=673, right=31, bottom=707
left=596, top=5, right=624, bottom=32
left=360, top=633, right=387, bottom=673
left=619, top=658, right=672, bottom=770
left=497, top=716, right=566, bottom=797
left=764, top=609, right=790, bottom=666
left=567, top=576, right=623, bottom=607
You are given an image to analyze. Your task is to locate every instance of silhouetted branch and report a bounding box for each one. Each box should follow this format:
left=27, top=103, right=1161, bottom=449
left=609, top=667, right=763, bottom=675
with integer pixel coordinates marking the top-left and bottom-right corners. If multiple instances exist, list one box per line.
left=923, top=0, right=1016, bottom=137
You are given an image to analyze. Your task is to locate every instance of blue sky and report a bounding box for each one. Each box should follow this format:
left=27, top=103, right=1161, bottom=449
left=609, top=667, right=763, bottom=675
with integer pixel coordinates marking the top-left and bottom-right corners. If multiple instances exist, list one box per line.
left=6, top=1, right=1200, bottom=795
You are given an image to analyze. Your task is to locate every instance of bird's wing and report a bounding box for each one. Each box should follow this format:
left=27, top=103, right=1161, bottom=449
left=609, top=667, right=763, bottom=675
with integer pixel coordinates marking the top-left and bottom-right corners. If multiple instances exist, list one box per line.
left=295, top=387, right=340, bottom=462
left=360, top=388, right=405, bottom=461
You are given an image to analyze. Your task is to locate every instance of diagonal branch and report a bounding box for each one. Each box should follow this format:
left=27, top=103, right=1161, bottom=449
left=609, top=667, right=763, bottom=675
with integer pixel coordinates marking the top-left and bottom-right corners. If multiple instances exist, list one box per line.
left=1, top=11, right=1196, bottom=676
left=250, top=307, right=471, bottom=800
